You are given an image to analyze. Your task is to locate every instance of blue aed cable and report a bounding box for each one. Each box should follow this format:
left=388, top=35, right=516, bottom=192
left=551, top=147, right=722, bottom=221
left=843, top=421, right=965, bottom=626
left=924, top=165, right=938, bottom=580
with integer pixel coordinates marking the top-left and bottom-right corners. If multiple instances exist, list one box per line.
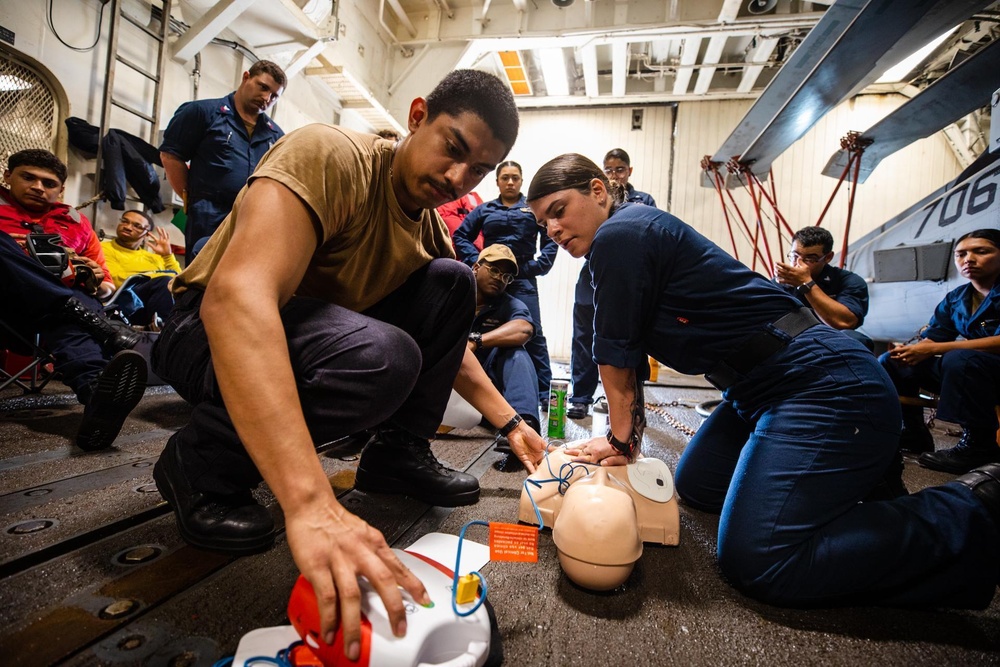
left=451, top=450, right=593, bottom=615
left=452, top=519, right=490, bottom=617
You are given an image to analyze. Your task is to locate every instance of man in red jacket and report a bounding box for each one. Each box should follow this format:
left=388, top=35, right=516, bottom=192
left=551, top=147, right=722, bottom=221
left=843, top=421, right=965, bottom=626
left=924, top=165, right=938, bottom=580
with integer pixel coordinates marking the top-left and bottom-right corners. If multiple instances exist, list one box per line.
left=1, top=149, right=146, bottom=450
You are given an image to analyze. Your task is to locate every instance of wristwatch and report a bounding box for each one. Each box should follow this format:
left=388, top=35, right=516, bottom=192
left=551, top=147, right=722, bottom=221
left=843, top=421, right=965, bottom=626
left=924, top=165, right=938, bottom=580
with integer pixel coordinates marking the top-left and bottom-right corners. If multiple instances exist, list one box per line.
left=606, top=427, right=640, bottom=461
left=796, top=280, right=816, bottom=297
left=468, top=331, right=483, bottom=351
left=499, top=414, right=523, bottom=436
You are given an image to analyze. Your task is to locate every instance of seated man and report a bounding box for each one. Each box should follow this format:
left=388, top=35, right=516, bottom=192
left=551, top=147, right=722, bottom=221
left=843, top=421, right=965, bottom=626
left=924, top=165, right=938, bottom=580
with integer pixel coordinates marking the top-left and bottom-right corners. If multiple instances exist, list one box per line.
left=0, top=149, right=147, bottom=450
left=879, top=229, right=1000, bottom=472
left=101, top=209, right=179, bottom=325
left=468, top=244, right=541, bottom=435
left=773, top=225, right=873, bottom=351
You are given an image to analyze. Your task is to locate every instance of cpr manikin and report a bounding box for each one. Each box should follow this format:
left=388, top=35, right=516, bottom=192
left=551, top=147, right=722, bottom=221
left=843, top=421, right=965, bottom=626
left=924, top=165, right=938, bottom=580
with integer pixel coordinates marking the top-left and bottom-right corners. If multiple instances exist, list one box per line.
left=519, top=443, right=680, bottom=590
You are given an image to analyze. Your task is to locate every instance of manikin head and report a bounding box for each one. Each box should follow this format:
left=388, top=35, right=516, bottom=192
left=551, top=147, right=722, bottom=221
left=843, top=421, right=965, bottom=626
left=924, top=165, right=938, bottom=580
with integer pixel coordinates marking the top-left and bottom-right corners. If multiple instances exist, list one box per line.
left=391, top=70, right=519, bottom=218
left=552, top=467, right=643, bottom=591
left=3, top=149, right=67, bottom=214
left=788, top=226, right=835, bottom=279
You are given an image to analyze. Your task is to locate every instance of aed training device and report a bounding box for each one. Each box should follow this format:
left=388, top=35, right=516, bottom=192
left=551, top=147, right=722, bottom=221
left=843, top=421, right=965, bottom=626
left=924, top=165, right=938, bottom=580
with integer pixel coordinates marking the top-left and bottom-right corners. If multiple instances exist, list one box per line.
left=283, top=548, right=491, bottom=667
left=519, top=444, right=680, bottom=590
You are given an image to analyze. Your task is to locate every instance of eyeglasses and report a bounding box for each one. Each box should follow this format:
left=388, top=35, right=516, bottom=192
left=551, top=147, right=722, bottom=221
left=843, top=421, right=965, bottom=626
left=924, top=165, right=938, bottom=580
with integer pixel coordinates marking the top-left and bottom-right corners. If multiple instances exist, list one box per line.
left=119, top=217, right=149, bottom=231
left=481, top=263, right=515, bottom=286
left=604, top=166, right=628, bottom=176
left=787, top=251, right=824, bottom=264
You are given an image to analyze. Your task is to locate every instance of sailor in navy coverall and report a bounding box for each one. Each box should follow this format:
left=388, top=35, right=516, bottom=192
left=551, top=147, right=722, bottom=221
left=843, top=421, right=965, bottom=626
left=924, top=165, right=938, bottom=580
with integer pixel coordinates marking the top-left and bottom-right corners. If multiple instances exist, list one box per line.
left=879, top=229, right=1000, bottom=473
left=569, top=148, right=656, bottom=417
left=774, top=226, right=873, bottom=352
left=454, top=161, right=556, bottom=403
left=468, top=245, right=541, bottom=432
left=527, top=153, right=999, bottom=609
left=159, top=62, right=285, bottom=258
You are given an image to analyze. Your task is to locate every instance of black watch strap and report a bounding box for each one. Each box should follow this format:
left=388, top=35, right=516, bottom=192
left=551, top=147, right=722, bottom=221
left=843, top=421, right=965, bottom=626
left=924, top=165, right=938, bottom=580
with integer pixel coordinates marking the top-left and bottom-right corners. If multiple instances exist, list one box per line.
left=468, top=331, right=483, bottom=350
left=606, top=427, right=640, bottom=460
left=499, top=414, right=522, bottom=436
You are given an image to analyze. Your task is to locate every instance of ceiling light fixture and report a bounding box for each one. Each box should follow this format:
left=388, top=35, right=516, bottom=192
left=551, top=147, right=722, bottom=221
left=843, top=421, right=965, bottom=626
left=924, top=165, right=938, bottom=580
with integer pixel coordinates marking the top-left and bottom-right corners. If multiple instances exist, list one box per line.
left=539, top=47, right=570, bottom=97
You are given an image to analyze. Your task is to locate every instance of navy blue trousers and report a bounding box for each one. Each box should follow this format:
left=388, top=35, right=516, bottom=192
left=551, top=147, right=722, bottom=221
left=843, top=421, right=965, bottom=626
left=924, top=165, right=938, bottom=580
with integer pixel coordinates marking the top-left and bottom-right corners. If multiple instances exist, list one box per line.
left=569, top=265, right=598, bottom=406
left=479, top=346, right=539, bottom=426
left=183, top=197, right=231, bottom=260
left=124, top=275, right=175, bottom=326
left=674, top=326, right=999, bottom=608
left=0, top=232, right=108, bottom=400
left=506, top=276, right=551, bottom=403
left=151, top=259, right=475, bottom=496
left=879, top=349, right=1000, bottom=432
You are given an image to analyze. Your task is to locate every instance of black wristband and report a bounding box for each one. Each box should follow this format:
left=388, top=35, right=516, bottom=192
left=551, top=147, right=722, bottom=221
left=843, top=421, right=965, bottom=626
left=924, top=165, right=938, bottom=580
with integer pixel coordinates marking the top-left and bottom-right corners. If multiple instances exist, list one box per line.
left=499, top=414, right=522, bottom=436
left=468, top=331, right=483, bottom=351
left=606, top=427, right=640, bottom=460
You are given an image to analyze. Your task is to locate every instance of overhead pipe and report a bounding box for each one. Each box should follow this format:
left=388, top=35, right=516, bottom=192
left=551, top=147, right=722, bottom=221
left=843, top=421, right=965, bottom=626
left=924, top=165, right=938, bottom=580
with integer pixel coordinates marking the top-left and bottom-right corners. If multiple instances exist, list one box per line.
left=379, top=0, right=414, bottom=55
left=433, top=0, right=454, bottom=20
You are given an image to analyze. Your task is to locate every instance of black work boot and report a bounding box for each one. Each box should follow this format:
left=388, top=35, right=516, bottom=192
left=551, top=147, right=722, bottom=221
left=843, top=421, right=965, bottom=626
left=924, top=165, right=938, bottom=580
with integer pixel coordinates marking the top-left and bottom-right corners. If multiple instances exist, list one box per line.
left=918, top=428, right=1000, bottom=475
left=76, top=350, right=147, bottom=451
left=898, top=406, right=934, bottom=454
left=566, top=403, right=589, bottom=420
left=953, top=463, right=1000, bottom=528
left=898, top=424, right=934, bottom=455
left=354, top=426, right=480, bottom=506
left=61, top=297, right=143, bottom=353
left=153, top=434, right=275, bottom=555
left=862, top=449, right=909, bottom=502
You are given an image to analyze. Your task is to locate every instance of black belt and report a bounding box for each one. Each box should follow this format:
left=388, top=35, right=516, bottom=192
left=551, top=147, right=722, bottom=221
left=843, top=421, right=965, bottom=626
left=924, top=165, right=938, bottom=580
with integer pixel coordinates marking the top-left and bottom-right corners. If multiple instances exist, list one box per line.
left=705, top=308, right=821, bottom=391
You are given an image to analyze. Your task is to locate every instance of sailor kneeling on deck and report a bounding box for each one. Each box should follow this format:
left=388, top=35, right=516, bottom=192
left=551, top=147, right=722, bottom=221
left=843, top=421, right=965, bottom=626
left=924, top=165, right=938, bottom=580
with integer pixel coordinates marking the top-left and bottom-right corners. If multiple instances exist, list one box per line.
left=150, top=70, right=545, bottom=663
left=527, top=153, right=1000, bottom=611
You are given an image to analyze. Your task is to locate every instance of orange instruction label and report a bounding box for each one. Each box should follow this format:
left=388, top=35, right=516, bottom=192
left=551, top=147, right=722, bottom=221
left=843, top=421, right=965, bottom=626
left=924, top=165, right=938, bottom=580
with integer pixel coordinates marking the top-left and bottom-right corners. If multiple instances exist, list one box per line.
left=489, top=522, right=539, bottom=563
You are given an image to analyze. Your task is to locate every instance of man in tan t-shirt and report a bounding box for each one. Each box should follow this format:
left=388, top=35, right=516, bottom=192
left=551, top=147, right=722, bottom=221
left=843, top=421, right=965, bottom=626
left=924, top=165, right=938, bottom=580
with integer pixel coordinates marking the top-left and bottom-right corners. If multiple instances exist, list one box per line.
left=150, top=70, right=543, bottom=660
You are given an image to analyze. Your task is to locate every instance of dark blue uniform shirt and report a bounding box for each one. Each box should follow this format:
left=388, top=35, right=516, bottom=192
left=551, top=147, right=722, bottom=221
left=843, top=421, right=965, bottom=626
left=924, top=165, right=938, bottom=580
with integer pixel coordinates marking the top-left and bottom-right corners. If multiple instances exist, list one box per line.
left=159, top=92, right=283, bottom=207
left=590, top=203, right=800, bottom=374
left=453, top=195, right=557, bottom=279
left=923, top=282, right=1000, bottom=342
left=471, top=292, right=535, bottom=362
left=623, top=183, right=656, bottom=207
left=775, top=263, right=869, bottom=326
left=578, top=188, right=656, bottom=304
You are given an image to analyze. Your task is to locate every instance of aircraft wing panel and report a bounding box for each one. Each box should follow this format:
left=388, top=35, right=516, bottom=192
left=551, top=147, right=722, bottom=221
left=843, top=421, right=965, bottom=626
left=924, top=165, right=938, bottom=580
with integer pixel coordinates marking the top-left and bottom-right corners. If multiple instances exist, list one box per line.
left=822, top=37, right=1000, bottom=183
left=712, top=0, right=993, bottom=179
left=709, top=0, right=866, bottom=165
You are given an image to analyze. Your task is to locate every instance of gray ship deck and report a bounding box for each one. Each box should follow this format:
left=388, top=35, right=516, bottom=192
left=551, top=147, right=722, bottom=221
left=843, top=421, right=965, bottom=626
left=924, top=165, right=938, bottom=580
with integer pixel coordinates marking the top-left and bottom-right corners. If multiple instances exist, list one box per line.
left=1, top=366, right=998, bottom=666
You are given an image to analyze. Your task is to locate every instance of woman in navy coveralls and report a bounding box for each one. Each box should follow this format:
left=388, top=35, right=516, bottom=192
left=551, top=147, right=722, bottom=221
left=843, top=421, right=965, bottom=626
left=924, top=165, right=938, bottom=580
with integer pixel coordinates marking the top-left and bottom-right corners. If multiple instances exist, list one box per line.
left=526, top=153, right=999, bottom=608
left=453, top=161, right=557, bottom=403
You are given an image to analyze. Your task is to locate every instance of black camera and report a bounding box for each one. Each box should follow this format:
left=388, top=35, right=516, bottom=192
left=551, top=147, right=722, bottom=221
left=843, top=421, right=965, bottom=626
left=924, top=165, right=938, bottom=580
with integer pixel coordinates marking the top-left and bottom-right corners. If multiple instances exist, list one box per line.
left=25, top=233, right=102, bottom=295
